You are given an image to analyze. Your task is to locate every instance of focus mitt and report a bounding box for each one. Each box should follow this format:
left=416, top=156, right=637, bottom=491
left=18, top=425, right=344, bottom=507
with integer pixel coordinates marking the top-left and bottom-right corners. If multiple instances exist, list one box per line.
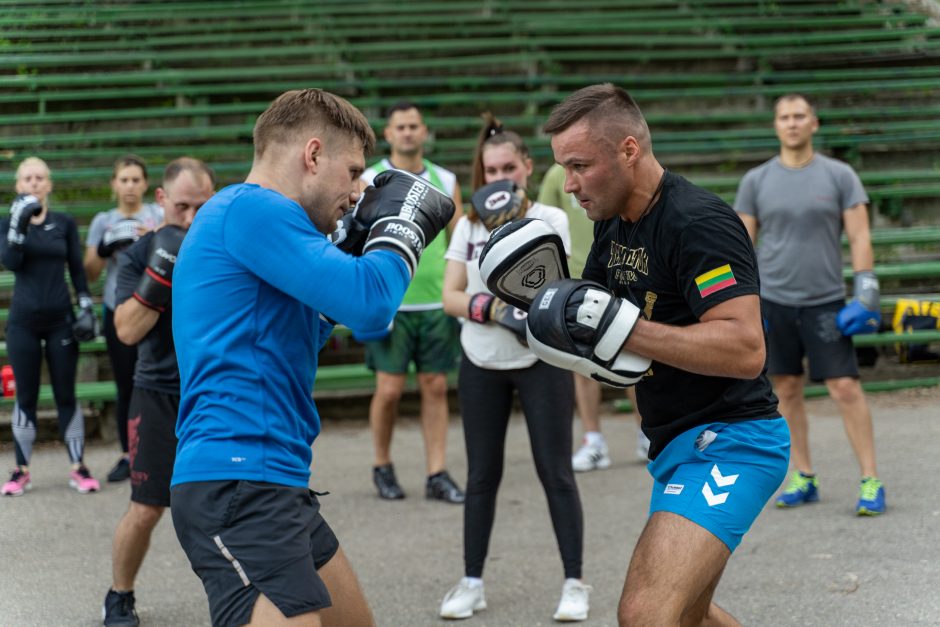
left=478, top=218, right=569, bottom=311
left=526, top=279, right=649, bottom=387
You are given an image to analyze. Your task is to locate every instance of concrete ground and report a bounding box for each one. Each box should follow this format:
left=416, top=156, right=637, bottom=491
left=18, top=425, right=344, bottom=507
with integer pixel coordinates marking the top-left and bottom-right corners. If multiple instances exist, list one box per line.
left=1, top=386, right=939, bottom=627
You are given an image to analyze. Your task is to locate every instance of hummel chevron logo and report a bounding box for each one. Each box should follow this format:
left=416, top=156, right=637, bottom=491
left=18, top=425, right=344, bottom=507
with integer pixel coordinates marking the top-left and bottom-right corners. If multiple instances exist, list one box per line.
left=702, top=483, right=728, bottom=506
left=710, top=464, right=739, bottom=487
left=701, top=465, right=739, bottom=507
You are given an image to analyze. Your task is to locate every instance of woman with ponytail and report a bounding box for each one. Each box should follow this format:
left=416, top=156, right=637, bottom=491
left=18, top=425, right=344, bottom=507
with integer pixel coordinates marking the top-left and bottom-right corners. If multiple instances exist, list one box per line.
left=439, top=115, right=591, bottom=622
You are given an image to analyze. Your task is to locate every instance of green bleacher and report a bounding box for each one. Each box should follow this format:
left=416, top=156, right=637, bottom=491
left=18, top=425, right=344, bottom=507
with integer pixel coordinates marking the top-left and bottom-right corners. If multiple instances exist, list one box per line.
left=2, top=0, right=939, bottom=418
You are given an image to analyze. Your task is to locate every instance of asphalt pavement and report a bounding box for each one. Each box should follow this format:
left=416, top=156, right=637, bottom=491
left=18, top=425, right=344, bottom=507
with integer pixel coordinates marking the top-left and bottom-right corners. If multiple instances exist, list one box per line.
left=1, top=386, right=939, bottom=627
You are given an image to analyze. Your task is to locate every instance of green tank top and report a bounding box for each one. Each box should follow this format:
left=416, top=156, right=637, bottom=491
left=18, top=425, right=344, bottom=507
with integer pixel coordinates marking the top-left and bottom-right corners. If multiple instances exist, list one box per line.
left=370, top=159, right=451, bottom=308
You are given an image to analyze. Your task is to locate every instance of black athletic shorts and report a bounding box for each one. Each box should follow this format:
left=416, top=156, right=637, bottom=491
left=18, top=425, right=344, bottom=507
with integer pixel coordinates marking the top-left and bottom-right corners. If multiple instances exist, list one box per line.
left=128, top=387, right=179, bottom=507
left=170, top=480, right=339, bottom=627
left=763, top=298, right=859, bottom=382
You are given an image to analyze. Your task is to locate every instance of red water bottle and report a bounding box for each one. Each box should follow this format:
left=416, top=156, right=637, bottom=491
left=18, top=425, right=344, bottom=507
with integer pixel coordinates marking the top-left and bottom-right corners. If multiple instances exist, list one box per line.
left=1, top=365, right=15, bottom=398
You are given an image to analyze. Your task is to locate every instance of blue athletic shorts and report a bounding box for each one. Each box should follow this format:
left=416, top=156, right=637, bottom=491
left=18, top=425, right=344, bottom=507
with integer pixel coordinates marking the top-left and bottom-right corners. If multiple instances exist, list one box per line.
left=647, top=418, right=790, bottom=552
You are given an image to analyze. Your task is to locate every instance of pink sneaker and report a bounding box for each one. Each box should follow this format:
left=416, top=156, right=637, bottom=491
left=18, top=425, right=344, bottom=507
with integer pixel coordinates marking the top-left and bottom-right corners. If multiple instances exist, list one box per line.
left=69, top=465, right=100, bottom=494
left=1, top=468, right=31, bottom=496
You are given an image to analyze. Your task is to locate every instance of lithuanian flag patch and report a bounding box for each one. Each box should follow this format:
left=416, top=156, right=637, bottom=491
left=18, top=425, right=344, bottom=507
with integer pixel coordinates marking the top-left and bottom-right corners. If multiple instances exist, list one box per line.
left=695, top=264, right=737, bottom=298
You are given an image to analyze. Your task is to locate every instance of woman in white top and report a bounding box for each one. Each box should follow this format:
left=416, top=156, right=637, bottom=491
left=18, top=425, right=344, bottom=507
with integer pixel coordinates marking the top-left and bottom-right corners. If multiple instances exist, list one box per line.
left=84, top=155, right=163, bottom=483
left=439, top=116, right=591, bottom=622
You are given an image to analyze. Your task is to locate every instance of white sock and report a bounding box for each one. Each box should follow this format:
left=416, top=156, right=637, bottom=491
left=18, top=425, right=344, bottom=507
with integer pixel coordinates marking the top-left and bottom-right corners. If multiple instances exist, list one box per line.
left=461, top=577, right=483, bottom=588
left=584, top=431, right=605, bottom=447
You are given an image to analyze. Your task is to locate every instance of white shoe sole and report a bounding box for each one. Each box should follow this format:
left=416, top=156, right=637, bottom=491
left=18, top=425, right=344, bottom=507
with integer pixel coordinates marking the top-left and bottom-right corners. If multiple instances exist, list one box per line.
left=440, top=601, right=486, bottom=620
left=572, top=457, right=611, bottom=472
left=69, top=480, right=99, bottom=494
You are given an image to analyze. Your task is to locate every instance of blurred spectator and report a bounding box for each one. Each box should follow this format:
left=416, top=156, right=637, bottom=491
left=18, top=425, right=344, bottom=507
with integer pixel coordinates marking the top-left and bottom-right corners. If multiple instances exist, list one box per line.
left=84, top=154, right=163, bottom=483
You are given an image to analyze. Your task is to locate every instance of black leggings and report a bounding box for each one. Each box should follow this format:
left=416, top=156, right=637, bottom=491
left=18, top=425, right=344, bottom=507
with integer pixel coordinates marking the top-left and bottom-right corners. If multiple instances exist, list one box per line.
left=6, top=318, right=84, bottom=466
left=104, top=306, right=137, bottom=453
left=458, top=355, right=582, bottom=579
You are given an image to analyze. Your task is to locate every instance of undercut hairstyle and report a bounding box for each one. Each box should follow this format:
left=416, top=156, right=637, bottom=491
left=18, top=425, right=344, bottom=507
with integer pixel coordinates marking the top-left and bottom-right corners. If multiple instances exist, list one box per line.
left=543, top=83, right=652, bottom=152
left=253, top=89, right=376, bottom=158
left=774, top=93, right=817, bottom=117
left=15, top=156, right=52, bottom=182
left=385, top=99, right=421, bottom=120
left=163, top=157, right=216, bottom=188
left=112, top=153, right=148, bottom=181
left=468, top=113, right=531, bottom=223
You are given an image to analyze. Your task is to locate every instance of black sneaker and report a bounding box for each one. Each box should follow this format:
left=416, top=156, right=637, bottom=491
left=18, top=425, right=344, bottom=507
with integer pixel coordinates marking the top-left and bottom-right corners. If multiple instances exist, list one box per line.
left=107, top=457, right=130, bottom=483
left=426, top=470, right=465, bottom=504
left=373, top=464, right=405, bottom=500
left=103, top=589, right=139, bottom=626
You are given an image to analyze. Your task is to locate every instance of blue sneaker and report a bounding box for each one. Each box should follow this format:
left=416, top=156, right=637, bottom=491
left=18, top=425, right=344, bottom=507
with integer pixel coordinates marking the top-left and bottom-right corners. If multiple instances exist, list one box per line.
left=856, top=476, right=885, bottom=516
left=775, top=471, right=819, bottom=508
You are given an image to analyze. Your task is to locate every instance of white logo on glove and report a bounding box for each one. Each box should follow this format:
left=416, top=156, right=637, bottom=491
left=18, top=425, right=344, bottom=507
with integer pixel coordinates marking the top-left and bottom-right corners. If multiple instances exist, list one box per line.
left=382, top=221, right=423, bottom=254
left=154, top=247, right=177, bottom=265
left=538, top=287, right=558, bottom=310
left=401, top=181, right=429, bottom=220
left=485, top=190, right=512, bottom=211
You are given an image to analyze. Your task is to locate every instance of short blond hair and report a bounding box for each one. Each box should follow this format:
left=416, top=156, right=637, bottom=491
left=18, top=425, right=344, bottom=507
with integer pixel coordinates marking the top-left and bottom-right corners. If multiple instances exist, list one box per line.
left=15, top=156, right=51, bottom=182
left=253, top=89, right=376, bottom=158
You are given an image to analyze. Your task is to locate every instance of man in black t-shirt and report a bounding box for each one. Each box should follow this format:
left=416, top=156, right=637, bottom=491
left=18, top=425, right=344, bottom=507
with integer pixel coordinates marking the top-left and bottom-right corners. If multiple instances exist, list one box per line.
left=535, top=84, right=790, bottom=626
left=101, top=158, right=215, bottom=626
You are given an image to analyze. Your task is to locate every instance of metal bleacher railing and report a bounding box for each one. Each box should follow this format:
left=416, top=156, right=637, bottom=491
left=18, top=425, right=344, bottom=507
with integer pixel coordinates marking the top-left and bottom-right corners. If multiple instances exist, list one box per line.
left=1, top=0, right=939, bottom=415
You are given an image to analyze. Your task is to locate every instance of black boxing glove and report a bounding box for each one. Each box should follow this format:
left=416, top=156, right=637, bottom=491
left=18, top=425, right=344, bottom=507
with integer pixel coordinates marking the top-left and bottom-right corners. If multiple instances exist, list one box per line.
left=467, top=293, right=527, bottom=345
left=490, top=299, right=528, bottom=346
left=133, top=225, right=186, bottom=312
left=330, top=211, right=368, bottom=257
left=72, top=293, right=99, bottom=342
left=354, top=170, right=455, bottom=277
left=470, top=180, right=527, bottom=231
left=97, top=219, right=141, bottom=258
left=8, top=194, right=43, bottom=247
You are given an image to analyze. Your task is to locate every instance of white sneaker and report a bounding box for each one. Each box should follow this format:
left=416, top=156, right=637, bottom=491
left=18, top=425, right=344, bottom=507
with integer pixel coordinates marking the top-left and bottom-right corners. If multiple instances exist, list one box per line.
left=553, top=579, right=591, bottom=621
left=572, top=438, right=611, bottom=472
left=440, top=578, right=486, bottom=619
left=636, top=428, right=651, bottom=461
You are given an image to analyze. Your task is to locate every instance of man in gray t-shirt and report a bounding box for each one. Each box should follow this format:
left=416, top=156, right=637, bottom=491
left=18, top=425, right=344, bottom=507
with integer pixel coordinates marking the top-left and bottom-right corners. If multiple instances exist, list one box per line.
left=734, top=93, right=885, bottom=516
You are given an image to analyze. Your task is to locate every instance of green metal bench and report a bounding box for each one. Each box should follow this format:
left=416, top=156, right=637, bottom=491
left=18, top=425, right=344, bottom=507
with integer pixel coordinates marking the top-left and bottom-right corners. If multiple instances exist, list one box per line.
left=6, top=13, right=928, bottom=56
left=4, top=115, right=940, bottom=183
left=0, top=380, right=117, bottom=409
left=11, top=25, right=937, bottom=71
left=0, top=339, right=107, bottom=358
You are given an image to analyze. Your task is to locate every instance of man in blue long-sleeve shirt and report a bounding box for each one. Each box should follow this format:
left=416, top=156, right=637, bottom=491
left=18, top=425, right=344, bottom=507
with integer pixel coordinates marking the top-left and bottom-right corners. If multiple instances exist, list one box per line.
left=170, top=89, right=455, bottom=627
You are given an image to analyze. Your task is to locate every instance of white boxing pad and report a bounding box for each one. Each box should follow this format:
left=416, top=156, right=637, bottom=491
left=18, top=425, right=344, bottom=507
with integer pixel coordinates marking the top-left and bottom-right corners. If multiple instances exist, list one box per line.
left=478, top=218, right=569, bottom=311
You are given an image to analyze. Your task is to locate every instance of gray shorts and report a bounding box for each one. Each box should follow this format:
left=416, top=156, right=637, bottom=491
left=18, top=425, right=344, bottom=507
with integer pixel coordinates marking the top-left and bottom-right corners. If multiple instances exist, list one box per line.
left=170, top=480, right=339, bottom=626
left=762, top=298, right=859, bottom=382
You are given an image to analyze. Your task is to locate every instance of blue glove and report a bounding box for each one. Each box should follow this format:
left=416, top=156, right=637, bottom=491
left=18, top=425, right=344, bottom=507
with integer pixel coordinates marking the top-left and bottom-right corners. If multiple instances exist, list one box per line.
left=836, top=300, right=881, bottom=336
left=352, top=320, right=394, bottom=343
